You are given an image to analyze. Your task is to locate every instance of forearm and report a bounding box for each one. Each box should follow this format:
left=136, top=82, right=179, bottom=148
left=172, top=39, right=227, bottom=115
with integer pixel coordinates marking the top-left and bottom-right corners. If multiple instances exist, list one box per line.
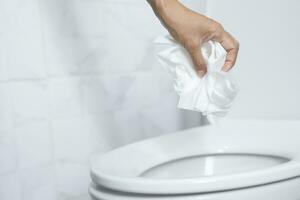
left=147, top=0, right=172, bottom=10
left=147, top=0, right=186, bottom=34
left=147, top=0, right=170, bottom=23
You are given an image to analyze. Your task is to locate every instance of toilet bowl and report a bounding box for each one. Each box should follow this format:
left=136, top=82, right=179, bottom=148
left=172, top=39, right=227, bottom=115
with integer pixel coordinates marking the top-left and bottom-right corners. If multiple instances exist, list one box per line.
left=89, top=119, right=300, bottom=199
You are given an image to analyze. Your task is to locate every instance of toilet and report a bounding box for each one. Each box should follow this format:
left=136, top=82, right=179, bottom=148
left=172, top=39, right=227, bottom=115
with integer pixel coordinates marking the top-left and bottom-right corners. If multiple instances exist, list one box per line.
left=89, top=119, right=300, bottom=200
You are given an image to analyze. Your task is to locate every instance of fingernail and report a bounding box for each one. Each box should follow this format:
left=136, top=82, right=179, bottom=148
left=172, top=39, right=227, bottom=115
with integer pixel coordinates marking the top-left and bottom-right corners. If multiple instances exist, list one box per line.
left=198, top=70, right=205, bottom=78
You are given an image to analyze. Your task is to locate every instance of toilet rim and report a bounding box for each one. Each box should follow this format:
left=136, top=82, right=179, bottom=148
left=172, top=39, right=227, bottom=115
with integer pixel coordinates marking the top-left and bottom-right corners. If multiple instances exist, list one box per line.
left=89, top=175, right=300, bottom=200
left=91, top=160, right=300, bottom=195
left=90, top=119, right=300, bottom=195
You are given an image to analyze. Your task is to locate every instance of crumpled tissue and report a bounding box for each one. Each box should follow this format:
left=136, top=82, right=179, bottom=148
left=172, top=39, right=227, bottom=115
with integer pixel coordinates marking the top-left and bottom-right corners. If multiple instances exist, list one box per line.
left=155, top=35, right=238, bottom=122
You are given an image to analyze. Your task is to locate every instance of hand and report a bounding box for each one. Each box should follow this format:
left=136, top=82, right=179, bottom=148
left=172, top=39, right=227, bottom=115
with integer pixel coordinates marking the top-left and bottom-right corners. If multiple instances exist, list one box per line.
left=148, top=0, right=239, bottom=77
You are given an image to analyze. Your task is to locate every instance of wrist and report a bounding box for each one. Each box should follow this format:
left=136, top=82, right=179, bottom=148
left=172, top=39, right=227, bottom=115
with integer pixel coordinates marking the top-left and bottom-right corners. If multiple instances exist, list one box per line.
left=149, top=0, right=179, bottom=12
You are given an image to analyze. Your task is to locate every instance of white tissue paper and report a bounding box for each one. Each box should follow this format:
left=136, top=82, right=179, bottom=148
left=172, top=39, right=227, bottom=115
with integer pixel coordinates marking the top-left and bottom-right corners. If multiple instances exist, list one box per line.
left=155, top=35, right=238, bottom=122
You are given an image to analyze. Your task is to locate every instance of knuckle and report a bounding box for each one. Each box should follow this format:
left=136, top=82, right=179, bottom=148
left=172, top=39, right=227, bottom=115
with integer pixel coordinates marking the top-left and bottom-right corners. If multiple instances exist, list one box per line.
left=184, top=38, right=199, bottom=50
left=209, top=21, right=225, bottom=39
left=210, top=21, right=224, bottom=32
left=195, top=58, right=206, bottom=68
left=199, top=64, right=206, bottom=70
left=195, top=63, right=205, bottom=71
left=191, top=56, right=205, bottom=70
left=234, top=40, right=240, bottom=49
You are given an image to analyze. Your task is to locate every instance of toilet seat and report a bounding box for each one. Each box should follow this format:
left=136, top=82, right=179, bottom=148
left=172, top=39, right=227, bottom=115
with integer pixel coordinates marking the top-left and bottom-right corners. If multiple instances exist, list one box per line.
left=90, top=119, right=300, bottom=195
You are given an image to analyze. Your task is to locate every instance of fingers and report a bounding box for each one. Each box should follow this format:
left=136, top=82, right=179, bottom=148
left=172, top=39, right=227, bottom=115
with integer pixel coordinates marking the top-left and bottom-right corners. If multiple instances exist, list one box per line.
left=214, top=31, right=239, bottom=71
left=188, top=47, right=207, bottom=78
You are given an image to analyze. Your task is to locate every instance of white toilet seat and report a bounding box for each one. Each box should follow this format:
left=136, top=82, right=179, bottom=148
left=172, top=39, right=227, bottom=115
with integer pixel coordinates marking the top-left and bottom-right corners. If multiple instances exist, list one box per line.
left=90, top=119, right=300, bottom=195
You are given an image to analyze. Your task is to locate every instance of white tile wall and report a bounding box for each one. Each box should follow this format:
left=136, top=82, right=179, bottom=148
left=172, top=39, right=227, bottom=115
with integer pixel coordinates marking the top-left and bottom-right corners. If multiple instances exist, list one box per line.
left=55, top=163, right=90, bottom=197
left=0, top=37, right=10, bottom=81
left=0, top=0, right=205, bottom=199
left=19, top=165, right=57, bottom=200
left=87, top=114, right=120, bottom=154
left=52, top=117, right=92, bottom=162
left=81, top=74, right=141, bottom=114
left=49, top=78, right=83, bottom=118
left=15, top=120, right=53, bottom=169
left=6, top=0, right=46, bottom=80
left=0, top=136, right=18, bottom=174
left=0, top=84, right=14, bottom=133
left=12, top=81, right=49, bottom=124
left=0, top=172, right=22, bottom=200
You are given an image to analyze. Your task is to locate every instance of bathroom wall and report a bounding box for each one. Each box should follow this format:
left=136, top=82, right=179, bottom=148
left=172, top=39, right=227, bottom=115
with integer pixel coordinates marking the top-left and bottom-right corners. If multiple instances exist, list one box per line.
left=0, top=0, right=205, bottom=200
left=207, top=0, right=300, bottom=119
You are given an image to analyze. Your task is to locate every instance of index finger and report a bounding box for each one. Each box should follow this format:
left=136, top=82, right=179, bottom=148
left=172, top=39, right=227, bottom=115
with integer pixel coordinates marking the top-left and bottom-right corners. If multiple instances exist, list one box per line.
left=214, top=31, right=239, bottom=71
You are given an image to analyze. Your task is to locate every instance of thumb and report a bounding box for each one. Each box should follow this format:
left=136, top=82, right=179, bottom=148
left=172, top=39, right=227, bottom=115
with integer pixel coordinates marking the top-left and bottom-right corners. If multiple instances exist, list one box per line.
left=188, top=48, right=207, bottom=78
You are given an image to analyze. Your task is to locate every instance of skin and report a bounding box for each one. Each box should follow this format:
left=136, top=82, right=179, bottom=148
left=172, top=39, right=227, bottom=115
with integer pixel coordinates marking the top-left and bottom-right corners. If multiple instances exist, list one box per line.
left=147, top=0, right=239, bottom=77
